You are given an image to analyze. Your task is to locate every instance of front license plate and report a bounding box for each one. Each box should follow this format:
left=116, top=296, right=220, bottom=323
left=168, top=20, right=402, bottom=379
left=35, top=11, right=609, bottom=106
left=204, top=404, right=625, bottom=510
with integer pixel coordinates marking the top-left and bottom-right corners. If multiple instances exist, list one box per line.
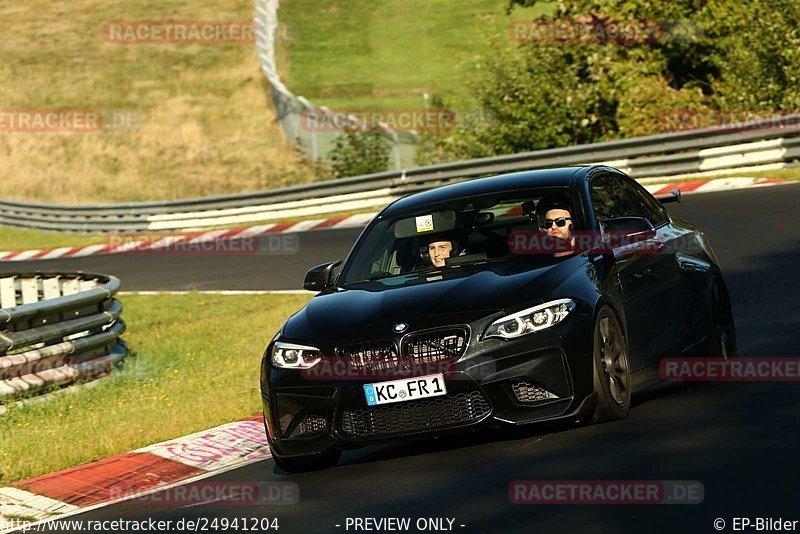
left=363, top=373, right=447, bottom=406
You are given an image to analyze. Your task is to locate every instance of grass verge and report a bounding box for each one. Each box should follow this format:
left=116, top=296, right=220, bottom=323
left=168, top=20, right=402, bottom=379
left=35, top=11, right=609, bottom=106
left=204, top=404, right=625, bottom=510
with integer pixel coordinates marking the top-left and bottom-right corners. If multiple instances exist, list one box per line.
left=0, top=226, right=109, bottom=252
left=0, top=292, right=312, bottom=484
left=279, top=0, right=553, bottom=111
left=640, top=167, right=800, bottom=185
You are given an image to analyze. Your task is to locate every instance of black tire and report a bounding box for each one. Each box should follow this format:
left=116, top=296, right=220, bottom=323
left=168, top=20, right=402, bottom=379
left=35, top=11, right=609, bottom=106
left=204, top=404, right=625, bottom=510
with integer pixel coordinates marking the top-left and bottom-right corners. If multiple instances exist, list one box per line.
left=271, top=447, right=341, bottom=474
left=591, top=305, right=632, bottom=423
left=707, top=276, right=737, bottom=360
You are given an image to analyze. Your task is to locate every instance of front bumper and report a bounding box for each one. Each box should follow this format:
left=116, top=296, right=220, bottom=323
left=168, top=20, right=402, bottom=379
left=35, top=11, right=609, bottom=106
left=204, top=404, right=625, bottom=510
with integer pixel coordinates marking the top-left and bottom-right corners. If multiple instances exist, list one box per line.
left=261, top=304, right=595, bottom=459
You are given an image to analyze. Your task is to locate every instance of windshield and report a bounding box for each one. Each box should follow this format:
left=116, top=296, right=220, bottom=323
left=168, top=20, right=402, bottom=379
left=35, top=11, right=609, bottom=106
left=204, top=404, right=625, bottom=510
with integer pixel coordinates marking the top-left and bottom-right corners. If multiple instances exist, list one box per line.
left=338, top=187, right=582, bottom=286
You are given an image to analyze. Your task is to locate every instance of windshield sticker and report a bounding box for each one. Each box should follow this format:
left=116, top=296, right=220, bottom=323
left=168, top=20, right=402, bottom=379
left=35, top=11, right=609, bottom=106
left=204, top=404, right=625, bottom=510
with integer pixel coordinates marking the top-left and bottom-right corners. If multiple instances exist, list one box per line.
left=416, top=215, right=434, bottom=233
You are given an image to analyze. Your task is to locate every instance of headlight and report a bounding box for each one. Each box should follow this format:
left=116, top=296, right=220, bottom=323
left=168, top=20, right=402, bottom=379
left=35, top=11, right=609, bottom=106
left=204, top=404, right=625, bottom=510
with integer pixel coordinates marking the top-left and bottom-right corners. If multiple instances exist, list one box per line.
left=484, top=299, right=576, bottom=340
left=271, top=341, right=322, bottom=369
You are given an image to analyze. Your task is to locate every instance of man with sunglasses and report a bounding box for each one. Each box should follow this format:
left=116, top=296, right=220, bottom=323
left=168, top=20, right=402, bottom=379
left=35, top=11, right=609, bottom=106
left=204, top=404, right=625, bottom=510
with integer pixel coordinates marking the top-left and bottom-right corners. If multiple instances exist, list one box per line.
left=538, top=199, right=576, bottom=257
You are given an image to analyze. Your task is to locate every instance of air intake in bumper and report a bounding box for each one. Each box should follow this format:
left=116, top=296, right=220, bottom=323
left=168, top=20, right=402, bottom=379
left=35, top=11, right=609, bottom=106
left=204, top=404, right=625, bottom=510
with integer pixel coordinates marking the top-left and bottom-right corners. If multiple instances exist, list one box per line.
left=511, top=381, right=559, bottom=403
left=339, top=390, right=490, bottom=438
left=288, top=413, right=328, bottom=439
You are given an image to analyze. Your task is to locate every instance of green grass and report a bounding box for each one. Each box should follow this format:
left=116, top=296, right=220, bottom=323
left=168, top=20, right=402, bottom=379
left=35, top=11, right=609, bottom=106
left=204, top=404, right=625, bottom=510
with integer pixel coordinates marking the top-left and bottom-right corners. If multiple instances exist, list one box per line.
left=0, top=226, right=109, bottom=252
left=641, top=167, right=800, bottom=185
left=708, top=166, right=800, bottom=182
left=279, top=0, right=553, bottom=111
left=0, top=292, right=312, bottom=484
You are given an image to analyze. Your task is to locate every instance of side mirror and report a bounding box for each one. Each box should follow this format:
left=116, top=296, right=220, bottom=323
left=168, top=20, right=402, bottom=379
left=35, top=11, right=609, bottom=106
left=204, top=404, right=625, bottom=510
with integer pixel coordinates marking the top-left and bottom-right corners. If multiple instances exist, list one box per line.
left=601, top=217, right=656, bottom=243
left=303, top=261, right=342, bottom=291
left=657, top=189, right=682, bottom=204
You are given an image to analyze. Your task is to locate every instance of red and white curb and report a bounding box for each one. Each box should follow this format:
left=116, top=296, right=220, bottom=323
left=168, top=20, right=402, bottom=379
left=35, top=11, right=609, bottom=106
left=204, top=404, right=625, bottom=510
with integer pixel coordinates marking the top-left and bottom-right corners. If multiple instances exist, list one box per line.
left=0, top=416, right=271, bottom=526
left=0, top=177, right=793, bottom=263
left=642, top=176, right=788, bottom=196
left=0, top=212, right=375, bottom=263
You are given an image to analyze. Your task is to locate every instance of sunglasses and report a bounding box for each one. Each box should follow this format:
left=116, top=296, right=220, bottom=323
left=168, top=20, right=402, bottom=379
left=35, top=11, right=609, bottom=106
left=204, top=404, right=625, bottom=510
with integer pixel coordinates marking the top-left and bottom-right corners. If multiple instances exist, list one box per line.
left=542, top=217, right=572, bottom=229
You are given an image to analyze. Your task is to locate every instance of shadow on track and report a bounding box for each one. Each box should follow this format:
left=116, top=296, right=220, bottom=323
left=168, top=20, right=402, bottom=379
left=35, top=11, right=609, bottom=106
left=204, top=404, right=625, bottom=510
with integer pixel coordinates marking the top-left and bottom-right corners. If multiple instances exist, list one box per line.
left=34, top=186, right=800, bottom=534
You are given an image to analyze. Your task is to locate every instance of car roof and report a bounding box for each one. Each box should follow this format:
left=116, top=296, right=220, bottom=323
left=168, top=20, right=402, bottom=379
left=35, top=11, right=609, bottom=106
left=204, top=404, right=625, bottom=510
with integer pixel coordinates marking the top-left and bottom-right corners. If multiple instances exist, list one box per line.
left=381, top=166, right=593, bottom=216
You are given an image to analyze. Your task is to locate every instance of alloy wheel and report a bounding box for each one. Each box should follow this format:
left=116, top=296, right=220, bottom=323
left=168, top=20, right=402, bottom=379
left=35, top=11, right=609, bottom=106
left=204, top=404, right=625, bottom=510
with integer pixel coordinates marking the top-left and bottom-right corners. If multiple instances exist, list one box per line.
left=597, top=312, right=629, bottom=407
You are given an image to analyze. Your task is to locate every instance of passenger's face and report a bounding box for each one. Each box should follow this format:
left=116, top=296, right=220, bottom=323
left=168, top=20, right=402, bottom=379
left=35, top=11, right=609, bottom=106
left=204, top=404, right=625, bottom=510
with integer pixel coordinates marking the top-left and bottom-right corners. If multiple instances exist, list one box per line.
left=428, top=241, right=453, bottom=267
left=543, top=209, right=573, bottom=240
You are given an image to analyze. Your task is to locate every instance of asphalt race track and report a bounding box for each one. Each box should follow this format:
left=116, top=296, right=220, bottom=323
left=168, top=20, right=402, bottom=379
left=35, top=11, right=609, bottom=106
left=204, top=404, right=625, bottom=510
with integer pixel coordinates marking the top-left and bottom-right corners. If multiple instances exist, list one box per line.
left=8, top=183, right=800, bottom=533
left=0, top=228, right=360, bottom=291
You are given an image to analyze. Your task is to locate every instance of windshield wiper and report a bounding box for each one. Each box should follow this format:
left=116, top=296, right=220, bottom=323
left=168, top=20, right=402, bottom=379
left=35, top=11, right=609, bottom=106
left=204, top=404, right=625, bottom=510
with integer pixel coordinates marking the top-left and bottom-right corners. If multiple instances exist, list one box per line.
left=343, top=271, right=395, bottom=286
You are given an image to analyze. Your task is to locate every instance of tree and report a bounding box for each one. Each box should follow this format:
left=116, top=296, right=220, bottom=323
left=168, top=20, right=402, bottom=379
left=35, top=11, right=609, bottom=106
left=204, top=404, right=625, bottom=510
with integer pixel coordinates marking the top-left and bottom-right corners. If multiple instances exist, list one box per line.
left=418, top=0, right=800, bottom=164
left=417, top=37, right=616, bottom=164
left=329, top=127, right=391, bottom=178
left=703, top=0, right=800, bottom=111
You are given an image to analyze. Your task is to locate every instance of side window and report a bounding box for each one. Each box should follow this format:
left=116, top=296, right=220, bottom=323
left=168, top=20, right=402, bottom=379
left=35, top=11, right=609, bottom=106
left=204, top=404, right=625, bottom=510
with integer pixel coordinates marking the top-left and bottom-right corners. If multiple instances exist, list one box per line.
left=367, top=246, right=391, bottom=276
left=590, top=175, right=638, bottom=224
left=621, top=180, right=669, bottom=227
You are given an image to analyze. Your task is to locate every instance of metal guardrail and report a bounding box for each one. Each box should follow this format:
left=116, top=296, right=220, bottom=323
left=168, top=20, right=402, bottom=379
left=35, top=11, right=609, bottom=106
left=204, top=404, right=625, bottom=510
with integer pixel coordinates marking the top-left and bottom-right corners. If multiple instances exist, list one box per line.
left=254, top=0, right=417, bottom=168
left=0, top=273, right=126, bottom=401
left=0, top=116, right=798, bottom=233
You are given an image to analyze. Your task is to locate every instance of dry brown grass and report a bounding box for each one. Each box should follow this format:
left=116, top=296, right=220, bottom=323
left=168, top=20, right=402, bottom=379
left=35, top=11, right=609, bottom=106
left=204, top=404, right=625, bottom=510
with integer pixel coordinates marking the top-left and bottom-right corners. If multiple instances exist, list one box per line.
left=0, top=0, right=321, bottom=204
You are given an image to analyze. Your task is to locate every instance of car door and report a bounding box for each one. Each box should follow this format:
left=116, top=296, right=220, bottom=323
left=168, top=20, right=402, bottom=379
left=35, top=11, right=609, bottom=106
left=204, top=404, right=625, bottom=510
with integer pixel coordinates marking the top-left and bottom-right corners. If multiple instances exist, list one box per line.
left=618, top=176, right=692, bottom=362
left=625, top=179, right=712, bottom=351
left=589, top=173, right=683, bottom=369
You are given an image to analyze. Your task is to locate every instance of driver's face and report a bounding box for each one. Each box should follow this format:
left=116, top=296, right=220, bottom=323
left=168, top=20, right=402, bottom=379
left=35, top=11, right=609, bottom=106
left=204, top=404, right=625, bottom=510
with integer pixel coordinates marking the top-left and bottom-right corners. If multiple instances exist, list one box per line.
left=428, top=240, right=453, bottom=267
left=543, top=208, right=573, bottom=240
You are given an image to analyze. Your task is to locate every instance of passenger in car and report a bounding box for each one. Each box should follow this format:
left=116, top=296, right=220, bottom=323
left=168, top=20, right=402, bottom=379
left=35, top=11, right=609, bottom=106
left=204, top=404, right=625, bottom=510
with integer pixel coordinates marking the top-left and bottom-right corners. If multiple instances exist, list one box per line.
left=418, top=232, right=463, bottom=268
left=427, top=237, right=454, bottom=267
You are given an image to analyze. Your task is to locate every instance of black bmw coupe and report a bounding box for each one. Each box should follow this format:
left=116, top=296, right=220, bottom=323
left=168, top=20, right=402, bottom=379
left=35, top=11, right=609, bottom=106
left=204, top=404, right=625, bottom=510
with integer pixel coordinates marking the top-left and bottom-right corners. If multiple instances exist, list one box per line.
left=260, top=165, right=736, bottom=472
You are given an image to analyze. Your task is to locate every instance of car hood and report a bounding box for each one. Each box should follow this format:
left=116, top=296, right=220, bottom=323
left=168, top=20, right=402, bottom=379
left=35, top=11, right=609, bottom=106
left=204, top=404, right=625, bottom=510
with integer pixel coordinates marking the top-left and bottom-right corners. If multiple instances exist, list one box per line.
left=281, top=255, right=586, bottom=344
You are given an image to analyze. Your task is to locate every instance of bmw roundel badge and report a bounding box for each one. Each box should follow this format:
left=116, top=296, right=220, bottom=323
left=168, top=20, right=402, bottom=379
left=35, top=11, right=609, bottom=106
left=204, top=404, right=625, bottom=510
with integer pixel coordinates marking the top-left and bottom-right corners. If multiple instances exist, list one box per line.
left=393, top=322, right=409, bottom=333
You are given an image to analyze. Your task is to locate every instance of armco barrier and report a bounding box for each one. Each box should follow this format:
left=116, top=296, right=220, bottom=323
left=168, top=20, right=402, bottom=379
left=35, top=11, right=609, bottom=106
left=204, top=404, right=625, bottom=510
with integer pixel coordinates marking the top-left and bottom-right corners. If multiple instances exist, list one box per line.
left=0, top=116, right=799, bottom=233
left=254, top=0, right=417, bottom=168
left=0, top=273, right=126, bottom=401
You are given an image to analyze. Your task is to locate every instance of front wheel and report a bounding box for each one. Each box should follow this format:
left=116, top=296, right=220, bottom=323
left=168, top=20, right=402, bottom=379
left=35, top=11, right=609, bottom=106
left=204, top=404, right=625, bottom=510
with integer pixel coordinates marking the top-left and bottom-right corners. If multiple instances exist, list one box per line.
left=591, top=305, right=632, bottom=423
left=707, top=276, right=737, bottom=360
